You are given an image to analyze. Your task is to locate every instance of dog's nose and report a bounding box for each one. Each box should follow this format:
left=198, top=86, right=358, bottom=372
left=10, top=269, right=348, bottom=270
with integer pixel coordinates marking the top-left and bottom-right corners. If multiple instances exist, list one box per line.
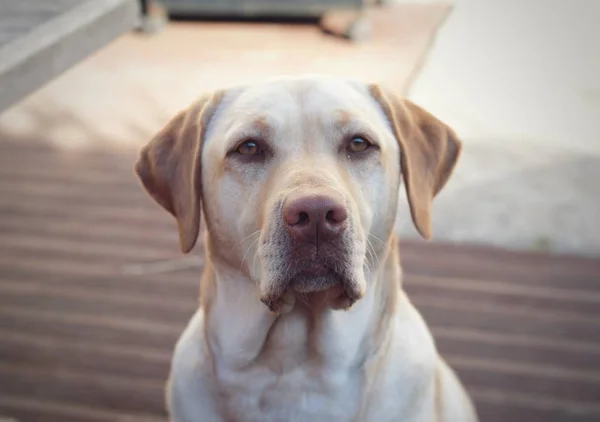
left=282, top=193, right=348, bottom=245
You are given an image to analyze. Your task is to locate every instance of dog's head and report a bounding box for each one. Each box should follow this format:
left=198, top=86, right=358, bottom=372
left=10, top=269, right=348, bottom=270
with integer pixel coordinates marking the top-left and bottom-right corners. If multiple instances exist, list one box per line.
left=136, top=76, right=461, bottom=313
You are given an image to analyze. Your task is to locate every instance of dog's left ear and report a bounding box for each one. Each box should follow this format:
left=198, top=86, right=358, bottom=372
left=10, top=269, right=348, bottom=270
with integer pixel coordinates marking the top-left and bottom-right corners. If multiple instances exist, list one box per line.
left=134, top=91, right=224, bottom=253
left=369, top=85, right=462, bottom=240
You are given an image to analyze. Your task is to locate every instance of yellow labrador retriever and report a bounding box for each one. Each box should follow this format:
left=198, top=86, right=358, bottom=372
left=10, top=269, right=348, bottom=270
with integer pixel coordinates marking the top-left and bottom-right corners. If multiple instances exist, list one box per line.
left=135, top=75, right=478, bottom=422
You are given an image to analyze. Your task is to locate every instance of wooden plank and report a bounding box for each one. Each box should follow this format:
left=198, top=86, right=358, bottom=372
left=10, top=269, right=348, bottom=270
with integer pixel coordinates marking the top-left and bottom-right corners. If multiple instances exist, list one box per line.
left=0, top=395, right=166, bottom=422
left=0, top=0, right=139, bottom=114
left=1, top=108, right=600, bottom=422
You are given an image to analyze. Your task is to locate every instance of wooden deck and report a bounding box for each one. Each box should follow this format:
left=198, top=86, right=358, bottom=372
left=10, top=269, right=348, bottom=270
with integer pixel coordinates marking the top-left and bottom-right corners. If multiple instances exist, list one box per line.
left=0, top=137, right=599, bottom=422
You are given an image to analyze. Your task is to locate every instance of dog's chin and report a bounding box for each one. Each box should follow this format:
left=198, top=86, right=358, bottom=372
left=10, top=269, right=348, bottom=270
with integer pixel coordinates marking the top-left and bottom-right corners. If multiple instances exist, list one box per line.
left=261, top=266, right=363, bottom=314
left=291, top=266, right=341, bottom=293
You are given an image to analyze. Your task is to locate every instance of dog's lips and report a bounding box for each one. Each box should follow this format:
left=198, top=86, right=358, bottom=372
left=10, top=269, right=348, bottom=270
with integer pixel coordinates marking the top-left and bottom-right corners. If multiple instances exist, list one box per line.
left=259, top=236, right=362, bottom=313
left=292, top=275, right=340, bottom=293
left=260, top=266, right=362, bottom=314
left=299, top=263, right=331, bottom=277
left=290, top=261, right=342, bottom=292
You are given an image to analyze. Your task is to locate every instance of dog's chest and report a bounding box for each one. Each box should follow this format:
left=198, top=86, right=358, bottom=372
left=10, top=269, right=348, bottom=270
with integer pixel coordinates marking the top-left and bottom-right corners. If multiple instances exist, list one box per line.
left=218, top=360, right=362, bottom=422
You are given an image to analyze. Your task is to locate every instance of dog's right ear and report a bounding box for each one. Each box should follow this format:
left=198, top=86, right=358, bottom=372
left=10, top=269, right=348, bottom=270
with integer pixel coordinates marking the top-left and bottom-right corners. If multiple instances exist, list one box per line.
left=134, top=91, right=224, bottom=254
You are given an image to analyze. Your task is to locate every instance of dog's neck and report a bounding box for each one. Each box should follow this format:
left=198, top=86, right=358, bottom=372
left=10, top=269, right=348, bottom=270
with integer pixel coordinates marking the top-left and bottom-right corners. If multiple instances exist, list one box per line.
left=200, top=235, right=402, bottom=372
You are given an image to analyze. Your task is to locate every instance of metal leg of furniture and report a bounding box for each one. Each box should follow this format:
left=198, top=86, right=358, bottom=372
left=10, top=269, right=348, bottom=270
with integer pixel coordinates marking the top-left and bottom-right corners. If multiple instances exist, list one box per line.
left=139, top=0, right=168, bottom=35
left=345, top=11, right=371, bottom=42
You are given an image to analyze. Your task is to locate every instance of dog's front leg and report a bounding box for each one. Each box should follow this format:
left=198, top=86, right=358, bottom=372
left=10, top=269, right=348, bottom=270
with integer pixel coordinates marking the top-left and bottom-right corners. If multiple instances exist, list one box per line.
left=166, top=309, right=222, bottom=422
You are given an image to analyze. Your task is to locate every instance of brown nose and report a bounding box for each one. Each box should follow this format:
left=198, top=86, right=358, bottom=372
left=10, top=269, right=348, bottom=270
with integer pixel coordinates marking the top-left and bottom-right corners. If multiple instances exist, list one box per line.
left=282, top=193, right=348, bottom=245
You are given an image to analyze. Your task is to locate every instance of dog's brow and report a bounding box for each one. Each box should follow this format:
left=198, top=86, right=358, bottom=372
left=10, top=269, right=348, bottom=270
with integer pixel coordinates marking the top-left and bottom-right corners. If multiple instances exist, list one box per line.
left=225, top=115, right=273, bottom=148
left=253, top=115, right=271, bottom=133
left=331, top=111, right=379, bottom=144
left=334, top=109, right=352, bottom=126
left=332, top=110, right=367, bottom=131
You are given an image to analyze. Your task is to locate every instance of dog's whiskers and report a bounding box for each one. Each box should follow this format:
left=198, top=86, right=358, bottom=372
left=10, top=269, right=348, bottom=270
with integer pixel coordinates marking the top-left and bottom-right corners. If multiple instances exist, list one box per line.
left=232, top=230, right=262, bottom=253
left=240, top=235, right=262, bottom=271
left=297, top=291, right=310, bottom=307
left=250, top=243, right=265, bottom=287
left=364, top=237, right=380, bottom=275
left=368, top=233, right=386, bottom=246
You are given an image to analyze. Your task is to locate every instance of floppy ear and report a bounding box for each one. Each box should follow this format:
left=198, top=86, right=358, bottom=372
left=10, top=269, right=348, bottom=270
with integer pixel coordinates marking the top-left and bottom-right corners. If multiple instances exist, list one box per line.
left=369, top=85, right=462, bottom=239
left=134, top=91, right=224, bottom=253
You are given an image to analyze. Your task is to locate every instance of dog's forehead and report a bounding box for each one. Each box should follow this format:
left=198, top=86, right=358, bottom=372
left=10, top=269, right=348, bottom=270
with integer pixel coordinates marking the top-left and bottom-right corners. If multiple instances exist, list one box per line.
left=215, top=77, right=377, bottom=128
left=243, top=77, right=366, bottom=107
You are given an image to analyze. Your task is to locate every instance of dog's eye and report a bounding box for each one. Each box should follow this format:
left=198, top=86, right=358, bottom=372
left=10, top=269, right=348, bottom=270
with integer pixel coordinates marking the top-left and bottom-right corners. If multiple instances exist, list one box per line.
left=236, top=140, right=261, bottom=156
left=347, top=137, right=371, bottom=153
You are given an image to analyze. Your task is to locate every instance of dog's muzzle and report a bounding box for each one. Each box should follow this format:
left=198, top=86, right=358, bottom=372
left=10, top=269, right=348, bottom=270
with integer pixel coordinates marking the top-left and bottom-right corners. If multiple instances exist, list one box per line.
left=259, top=189, right=364, bottom=313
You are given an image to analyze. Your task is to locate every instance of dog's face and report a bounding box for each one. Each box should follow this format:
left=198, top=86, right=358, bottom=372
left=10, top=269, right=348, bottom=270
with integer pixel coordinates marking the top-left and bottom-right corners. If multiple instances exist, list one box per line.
left=201, top=77, right=402, bottom=311
left=136, top=76, right=461, bottom=313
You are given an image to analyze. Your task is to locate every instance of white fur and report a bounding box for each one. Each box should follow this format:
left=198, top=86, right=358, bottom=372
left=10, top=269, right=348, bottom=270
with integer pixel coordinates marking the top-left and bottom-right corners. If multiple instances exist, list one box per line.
left=159, top=76, right=477, bottom=422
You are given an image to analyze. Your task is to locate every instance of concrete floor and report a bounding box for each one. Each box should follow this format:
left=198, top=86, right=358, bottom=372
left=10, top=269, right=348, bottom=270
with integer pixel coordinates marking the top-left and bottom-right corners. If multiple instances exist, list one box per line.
left=401, top=0, right=600, bottom=257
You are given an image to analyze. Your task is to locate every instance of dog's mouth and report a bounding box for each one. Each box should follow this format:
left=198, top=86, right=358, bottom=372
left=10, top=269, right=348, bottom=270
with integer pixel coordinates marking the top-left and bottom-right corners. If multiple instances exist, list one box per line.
left=291, top=262, right=342, bottom=293
left=260, top=257, right=363, bottom=314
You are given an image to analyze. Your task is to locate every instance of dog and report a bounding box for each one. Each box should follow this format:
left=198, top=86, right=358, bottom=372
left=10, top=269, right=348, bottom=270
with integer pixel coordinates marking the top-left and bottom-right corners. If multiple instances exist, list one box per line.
left=135, top=75, right=478, bottom=422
